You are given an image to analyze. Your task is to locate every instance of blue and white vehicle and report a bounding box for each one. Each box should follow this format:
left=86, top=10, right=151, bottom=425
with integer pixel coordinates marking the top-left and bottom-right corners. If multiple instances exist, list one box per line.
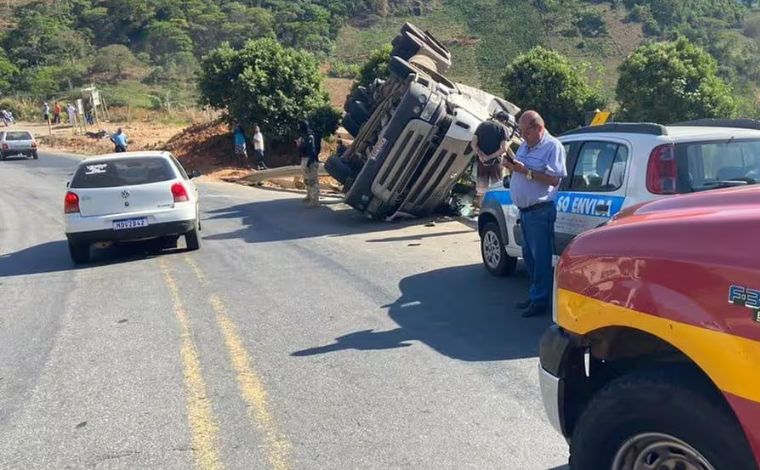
left=478, top=120, right=760, bottom=276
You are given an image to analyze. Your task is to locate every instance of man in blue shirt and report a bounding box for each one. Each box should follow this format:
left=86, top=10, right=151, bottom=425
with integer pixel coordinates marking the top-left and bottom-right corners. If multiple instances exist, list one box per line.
left=503, top=110, right=567, bottom=317
left=111, top=128, right=128, bottom=153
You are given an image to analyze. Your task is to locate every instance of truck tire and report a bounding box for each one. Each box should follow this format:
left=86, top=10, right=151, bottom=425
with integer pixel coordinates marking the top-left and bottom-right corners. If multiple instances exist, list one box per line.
left=480, top=222, right=517, bottom=277
left=570, top=366, right=757, bottom=470
left=342, top=114, right=362, bottom=137
left=389, top=56, right=417, bottom=80
left=344, top=86, right=370, bottom=112
left=391, top=31, right=451, bottom=73
left=324, top=154, right=357, bottom=186
left=68, top=241, right=91, bottom=264
left=346, top=100, right=370, bottom=126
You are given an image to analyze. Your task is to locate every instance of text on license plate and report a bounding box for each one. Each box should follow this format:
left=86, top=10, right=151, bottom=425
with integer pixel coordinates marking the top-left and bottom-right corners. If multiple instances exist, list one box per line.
left=113, top=218, right=149, bottom=230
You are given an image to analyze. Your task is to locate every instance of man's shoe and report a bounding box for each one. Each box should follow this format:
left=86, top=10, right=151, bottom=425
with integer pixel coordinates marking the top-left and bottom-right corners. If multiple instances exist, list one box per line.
left=515, top=299, right=532, bottom=310
left=521, top=303, right=548, bottom=318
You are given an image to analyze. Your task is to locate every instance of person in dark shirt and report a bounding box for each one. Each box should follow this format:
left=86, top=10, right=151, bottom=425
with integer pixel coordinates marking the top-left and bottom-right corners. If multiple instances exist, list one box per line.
left=471, top=111, right=514, bottom=208
left=297, top=119, right=320, bottom=206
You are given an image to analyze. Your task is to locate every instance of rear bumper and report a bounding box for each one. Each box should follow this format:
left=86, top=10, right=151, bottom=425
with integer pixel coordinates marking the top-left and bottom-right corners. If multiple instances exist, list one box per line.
left=66, top=219, right=194, bottom=243
left=2, top=149, right=36, bottom=156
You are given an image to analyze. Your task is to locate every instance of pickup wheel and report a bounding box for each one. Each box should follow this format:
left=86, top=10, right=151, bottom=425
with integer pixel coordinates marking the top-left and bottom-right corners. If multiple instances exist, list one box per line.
left=185, top=220, right=201, bottom=251
left=68, top=241, right=91, bottom=264
left=480, top=222, right=516, bottom=277
left=570, top=367, right=757, bottom=470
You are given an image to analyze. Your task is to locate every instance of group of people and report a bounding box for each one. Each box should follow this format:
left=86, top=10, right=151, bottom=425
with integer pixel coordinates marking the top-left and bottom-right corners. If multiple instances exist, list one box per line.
left=473, top=109, right=567, bottom=318
left=43, top=102, right=78, bottom=126
left=233, top=123, right=267, bottom=170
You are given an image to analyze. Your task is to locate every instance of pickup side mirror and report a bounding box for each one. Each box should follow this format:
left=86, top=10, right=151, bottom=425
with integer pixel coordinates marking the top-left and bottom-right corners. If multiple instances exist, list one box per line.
left=190, top=169, right=201, bottom=179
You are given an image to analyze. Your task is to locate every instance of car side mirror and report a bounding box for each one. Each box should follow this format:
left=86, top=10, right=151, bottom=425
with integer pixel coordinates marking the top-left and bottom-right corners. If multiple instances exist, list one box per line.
left=190, top=170, right=201, bottom=179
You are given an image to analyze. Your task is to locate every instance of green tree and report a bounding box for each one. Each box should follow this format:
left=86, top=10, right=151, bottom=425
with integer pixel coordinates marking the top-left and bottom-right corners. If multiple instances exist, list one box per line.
left=0, top=52, right=19, bottom=94
left=616, top=38, right=736, bottom=122
left=501, top=47, right=606, bottom=133
left=354, top=44, right=392, bottom=91
left=90, top=45, right=144, bottom=81
left=144, top=20, right=194, bottom=64
left=198, top=38, right=330, bottom=139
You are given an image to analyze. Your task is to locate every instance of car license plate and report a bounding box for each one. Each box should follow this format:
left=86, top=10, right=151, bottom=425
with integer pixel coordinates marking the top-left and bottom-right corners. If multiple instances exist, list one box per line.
left=113, top=217, right=149, bottom=230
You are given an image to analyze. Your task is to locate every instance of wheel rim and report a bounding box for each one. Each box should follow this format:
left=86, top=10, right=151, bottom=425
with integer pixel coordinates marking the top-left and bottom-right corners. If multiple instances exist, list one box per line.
left=483, top=231, right=502, bottom=268
left=612, top=433, right=716, bottom=470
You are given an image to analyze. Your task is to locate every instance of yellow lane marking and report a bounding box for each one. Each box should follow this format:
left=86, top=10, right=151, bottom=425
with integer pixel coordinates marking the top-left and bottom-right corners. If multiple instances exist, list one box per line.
left=159, top=258, right=223, bottom=470
left=558, top=288, right=760, bottom=403
left=184, top=256, right=292, bottom=470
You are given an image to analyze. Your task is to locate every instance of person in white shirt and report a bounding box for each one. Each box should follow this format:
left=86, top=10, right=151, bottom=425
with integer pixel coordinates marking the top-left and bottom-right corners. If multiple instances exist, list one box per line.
left=252, top=124, right=267, bottom=170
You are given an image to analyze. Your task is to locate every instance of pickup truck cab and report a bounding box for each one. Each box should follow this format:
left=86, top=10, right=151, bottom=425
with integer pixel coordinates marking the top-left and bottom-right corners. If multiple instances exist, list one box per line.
left=478, top=120, right=760, bottom=276
left=539, top=185, right=760, bottom=469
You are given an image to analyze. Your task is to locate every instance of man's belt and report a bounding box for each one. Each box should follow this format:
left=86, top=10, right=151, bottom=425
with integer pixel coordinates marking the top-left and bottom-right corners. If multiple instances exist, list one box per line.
left=519, top=201, right=555, bottom=213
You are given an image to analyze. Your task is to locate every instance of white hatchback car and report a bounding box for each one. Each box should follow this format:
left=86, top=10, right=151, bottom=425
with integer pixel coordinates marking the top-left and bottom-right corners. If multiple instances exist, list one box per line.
left=478, top=119, right=760, bottom=276
left=64, top=151, right=202, bottom=263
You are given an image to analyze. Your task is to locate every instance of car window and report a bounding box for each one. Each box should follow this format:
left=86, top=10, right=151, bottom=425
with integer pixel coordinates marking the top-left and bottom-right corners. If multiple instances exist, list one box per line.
left=70, top=157, right=176, bottom=188
left=5, top=131, right=33, bottom=141
left=168, top=154, right=189, bottom=180
left=569, top=141, right=627, bottom=192
left=679, top=139, right=760, bottom=191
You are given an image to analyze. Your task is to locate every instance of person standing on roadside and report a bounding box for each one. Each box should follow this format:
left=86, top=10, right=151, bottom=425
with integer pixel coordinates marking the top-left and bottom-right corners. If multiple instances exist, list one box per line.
left=67, top=103, right=77, bottom=126
left=297, top=119, right=320, bottom=207
left=252, top=124, right=267, bottom=170
left=42, top=102, right=50, bottom=123
left=53, top=102, right=62, bottom=124
left=232, top=124, right=248, bottom=162
left=502, top=110, right=566, bottom=317
left=111, top=128, right=128, bottom=153
left=471, top=110, right=515, bottom=210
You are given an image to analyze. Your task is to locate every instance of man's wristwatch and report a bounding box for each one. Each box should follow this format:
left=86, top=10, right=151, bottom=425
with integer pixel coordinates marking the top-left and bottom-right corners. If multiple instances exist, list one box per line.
left=527, top=169, right=534, bottom=180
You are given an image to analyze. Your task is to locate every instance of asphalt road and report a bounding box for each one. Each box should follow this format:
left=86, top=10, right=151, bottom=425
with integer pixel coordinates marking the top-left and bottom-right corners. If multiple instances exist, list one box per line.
left=0, top=152, right=569, bottom=469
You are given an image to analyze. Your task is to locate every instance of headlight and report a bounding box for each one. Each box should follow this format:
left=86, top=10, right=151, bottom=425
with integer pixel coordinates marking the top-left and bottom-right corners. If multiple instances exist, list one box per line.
left=420, top=92, right=440, bottom=121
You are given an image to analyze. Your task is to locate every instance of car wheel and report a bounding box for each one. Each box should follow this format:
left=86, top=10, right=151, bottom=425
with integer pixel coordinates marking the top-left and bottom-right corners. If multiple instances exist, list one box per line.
left=480, top=222, right=516, bottom=277
left=185, top=221, right=201, bottom=251
left=68, top=241, right=91, bottom=264
left=570, top=366, right=757, bottom=470
left=342, top=114, right=362, bottom=138
left=0, top=152, right=5, bottom=161
left=32, top=152, right=38, bottom=160
left=346, top=100, right=370, bottom=127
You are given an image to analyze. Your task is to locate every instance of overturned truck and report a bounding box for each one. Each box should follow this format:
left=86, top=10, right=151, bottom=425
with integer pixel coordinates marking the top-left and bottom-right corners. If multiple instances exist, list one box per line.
left=325, top=23, right=520, bottom=220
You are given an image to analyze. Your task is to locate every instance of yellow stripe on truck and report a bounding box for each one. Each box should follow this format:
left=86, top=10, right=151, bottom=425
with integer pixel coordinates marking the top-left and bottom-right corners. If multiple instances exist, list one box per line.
left=557, top=288, right=760, bottom=404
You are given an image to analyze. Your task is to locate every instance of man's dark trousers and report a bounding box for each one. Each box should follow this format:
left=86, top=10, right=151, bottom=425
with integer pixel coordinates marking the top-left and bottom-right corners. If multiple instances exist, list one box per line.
left=520, top=203, right=556, bottom=307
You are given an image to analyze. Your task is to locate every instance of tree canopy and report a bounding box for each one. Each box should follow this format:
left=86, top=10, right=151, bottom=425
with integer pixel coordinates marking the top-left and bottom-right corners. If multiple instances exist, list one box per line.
left=501, top=47, right=605, bottom=133
left=616, top=37, right=736, bottom=122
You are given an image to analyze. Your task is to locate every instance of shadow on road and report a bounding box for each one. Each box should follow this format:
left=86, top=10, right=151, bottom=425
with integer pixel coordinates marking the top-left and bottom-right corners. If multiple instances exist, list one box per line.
left=0, top=239, right=185, bottom=277
left=203, top=198, right=461, bottom=244
left=293, top=263, right=549, bottom=362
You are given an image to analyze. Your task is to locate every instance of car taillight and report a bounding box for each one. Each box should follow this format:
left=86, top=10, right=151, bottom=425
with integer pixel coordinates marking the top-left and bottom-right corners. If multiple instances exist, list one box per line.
left=171, top=182, right=189, bottom=202
left=31, top=141, right=37, bottom=148
left=646, top=143, right=677, bottom=194
left=64, top=191, right=80, bottom=214
left=1, top=144, right=8, bottom=150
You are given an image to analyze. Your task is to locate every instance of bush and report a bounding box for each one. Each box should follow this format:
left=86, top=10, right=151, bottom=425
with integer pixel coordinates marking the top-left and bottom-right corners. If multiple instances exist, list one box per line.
left=574, top=10, right=608, bottom=37
left=309, top=104, right=342, bottom=138
left=616, top=37, right=737, bottom=122
left=198, top=38, right=330, bottom=140
left=502, top=47, right=606, bottom=133
left=354, top=44, right=392, bottom=91
left=328, top=61, right=361, bottom=79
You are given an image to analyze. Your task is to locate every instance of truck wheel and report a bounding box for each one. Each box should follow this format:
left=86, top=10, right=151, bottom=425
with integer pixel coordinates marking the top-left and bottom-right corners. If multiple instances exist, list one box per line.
left=570, top=367, right=757, bottom=470
left=68, top=241, right=91, bottom=264
left=389, top=56, right=417, bottom=80
left=346, top=100, right=370, bottom=126
left=324, top=154, right=357, bottom=186
left=342, top=114, right=362, bottom=138
left=480, top=222, right=516, bottom=277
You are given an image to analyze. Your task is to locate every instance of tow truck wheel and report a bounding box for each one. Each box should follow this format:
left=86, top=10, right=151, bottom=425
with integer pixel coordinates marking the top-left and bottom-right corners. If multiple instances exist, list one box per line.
left=480, top=222, right=516, bottom=277
left=569, top=367, right=756, bottom=470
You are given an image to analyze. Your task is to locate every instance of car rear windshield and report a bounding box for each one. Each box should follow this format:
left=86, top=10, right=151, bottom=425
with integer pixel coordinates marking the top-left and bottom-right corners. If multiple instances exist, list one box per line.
left=5, top=132, right=33, bottom=141
left=70, top=157, right=175, bottom=188
left=677, top=138, right=760, bottom=192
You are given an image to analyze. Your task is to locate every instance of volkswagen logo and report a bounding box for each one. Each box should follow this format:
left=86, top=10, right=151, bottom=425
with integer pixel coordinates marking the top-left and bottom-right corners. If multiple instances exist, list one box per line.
left=121, top=190, right=130, bottom=199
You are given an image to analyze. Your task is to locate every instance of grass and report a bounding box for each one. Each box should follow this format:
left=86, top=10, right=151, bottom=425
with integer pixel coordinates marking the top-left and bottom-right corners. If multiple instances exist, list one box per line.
left=332, top=0, right=648, bottom=98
